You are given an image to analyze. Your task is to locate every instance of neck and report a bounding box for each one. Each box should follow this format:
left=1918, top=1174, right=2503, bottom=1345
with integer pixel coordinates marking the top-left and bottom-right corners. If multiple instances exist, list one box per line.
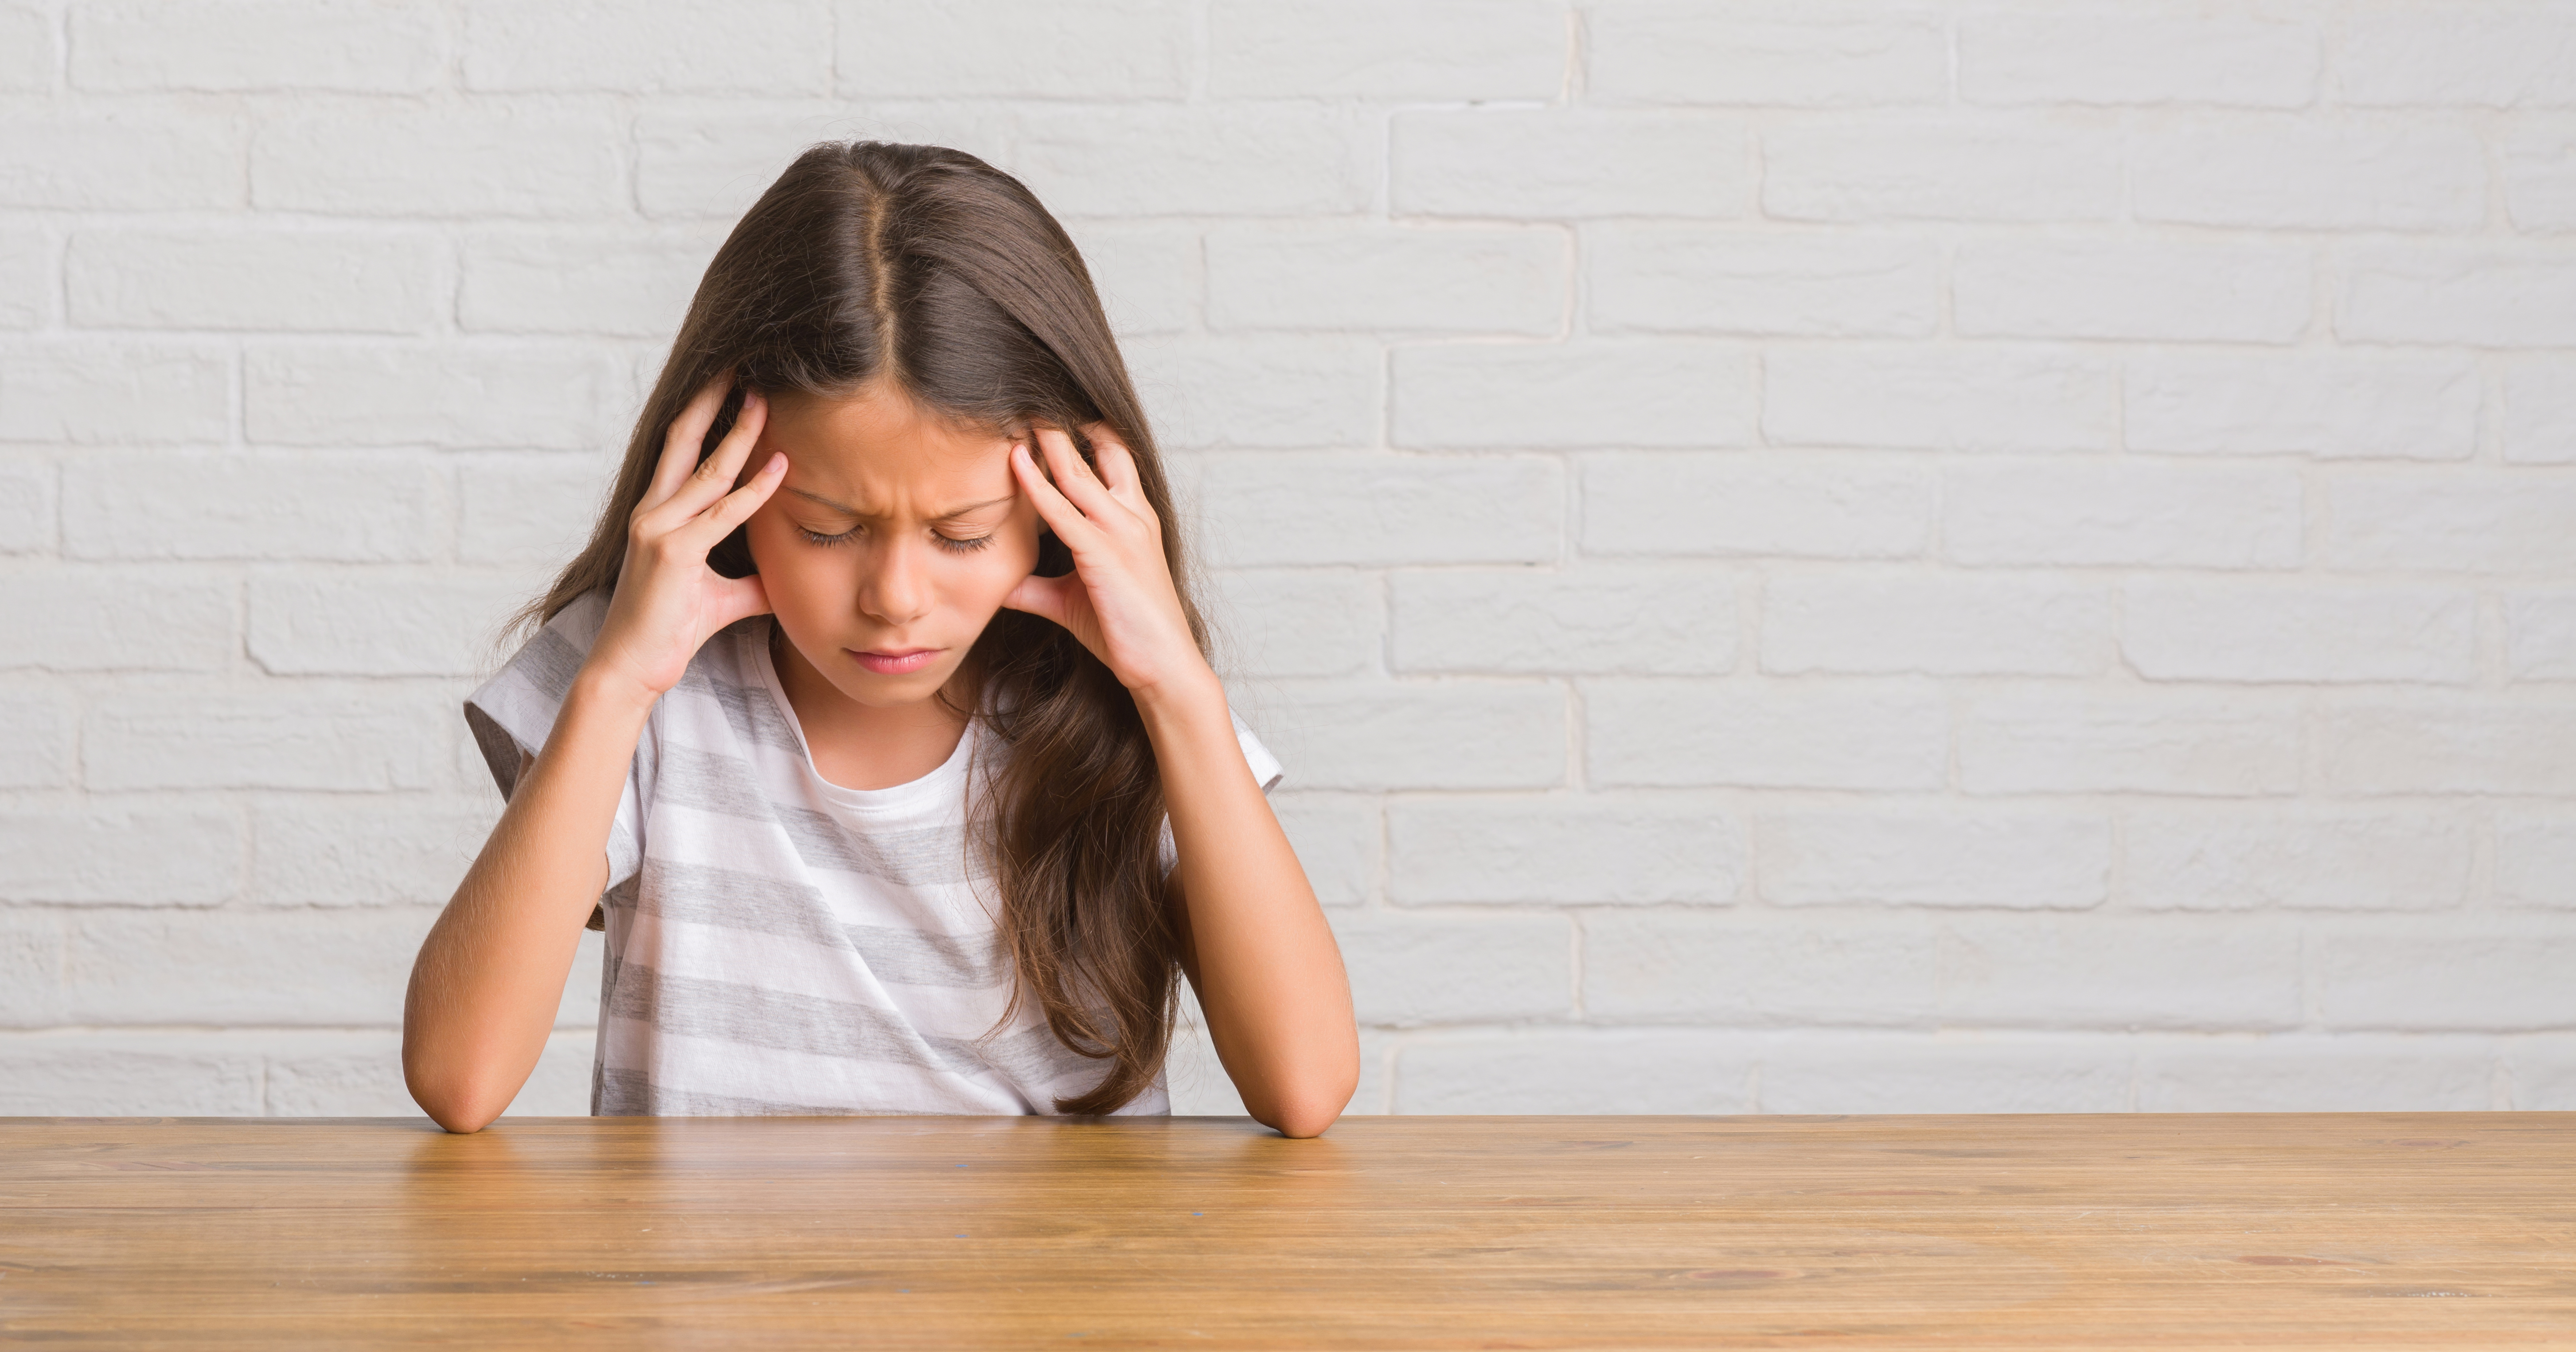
left=768, top=622, right=971, bottom=791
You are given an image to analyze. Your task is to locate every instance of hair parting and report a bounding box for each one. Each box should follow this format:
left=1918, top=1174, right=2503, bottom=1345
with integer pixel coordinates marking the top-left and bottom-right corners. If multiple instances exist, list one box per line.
left=526, top=141, right=1203, bottom=1114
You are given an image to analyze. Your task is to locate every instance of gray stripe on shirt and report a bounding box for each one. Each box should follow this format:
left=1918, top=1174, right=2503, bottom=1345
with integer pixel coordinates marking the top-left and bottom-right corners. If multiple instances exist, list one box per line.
left=595, top=1067, right=951, bottom=1117
left=608, top=965, right=975, bottom=1075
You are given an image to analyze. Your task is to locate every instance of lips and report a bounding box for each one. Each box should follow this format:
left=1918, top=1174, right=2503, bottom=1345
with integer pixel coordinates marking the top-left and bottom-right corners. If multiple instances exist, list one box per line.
left=851, top=648, right=941, bottom=676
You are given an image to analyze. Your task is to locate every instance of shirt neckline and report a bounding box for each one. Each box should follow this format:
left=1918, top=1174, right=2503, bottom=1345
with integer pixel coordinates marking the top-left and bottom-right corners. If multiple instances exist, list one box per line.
left=744, top=619, right=975, bottom=819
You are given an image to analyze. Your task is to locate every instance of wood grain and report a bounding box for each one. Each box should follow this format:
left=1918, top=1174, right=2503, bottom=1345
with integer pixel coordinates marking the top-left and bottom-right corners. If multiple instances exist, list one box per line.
left=3, top=1114, right=2571, bottom=1348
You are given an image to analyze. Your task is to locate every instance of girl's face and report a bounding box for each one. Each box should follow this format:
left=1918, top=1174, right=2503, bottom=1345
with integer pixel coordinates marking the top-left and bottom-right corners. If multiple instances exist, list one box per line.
left=742, top=380, right=1042, bottom=711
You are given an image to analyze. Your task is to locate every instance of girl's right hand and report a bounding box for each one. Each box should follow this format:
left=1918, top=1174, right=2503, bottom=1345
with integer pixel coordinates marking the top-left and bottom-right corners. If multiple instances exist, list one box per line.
left=582, top=377, right=786, bottom=707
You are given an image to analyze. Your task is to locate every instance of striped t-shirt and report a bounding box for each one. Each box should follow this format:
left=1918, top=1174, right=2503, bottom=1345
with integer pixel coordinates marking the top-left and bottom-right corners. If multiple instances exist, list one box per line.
left=463, top=590, right=1282, bottom=1118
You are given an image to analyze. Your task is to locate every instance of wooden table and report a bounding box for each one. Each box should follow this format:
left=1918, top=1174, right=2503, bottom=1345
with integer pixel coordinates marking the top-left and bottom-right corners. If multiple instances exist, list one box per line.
left=4, top=1114, right=2572, bottom=1348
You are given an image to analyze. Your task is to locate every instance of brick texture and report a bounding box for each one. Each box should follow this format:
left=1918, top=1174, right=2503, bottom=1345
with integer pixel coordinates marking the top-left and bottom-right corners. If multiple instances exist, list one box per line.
left=3, top=0, right=2570, bottom=1121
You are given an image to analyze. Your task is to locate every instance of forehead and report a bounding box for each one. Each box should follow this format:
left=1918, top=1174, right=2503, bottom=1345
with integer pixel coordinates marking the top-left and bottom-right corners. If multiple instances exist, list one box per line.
left=761, top=383, right=1013, bottom=512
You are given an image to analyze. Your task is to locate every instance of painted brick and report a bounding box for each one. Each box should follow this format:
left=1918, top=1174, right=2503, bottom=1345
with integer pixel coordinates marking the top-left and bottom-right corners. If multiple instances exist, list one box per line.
left=1762, top=117, right=2122, bottom=222
left=1391, top=341, right=1756, bottom=450
left=2126, top=809, right=2474, bottom=912
left=0, top=911, right=63, bottom=1024
left=1762, top=572, right=2108, bottom=677
left=2317, top=930, right=2576, bottom=1031
left=2501, top=358, right=2576, bottom=464
left=85, top=686, right=447, bottom=792
left=1207, top=226, right=1565, bottom=335
left=251, top=800, right=496, bottom=907
left=1388, top=795, right=1745, bottom=905
left=62, top=452, right=444, bottom=563
left=1763, top=345, right=2115, bottom=453
left=2511, top=1037, right=2576, bottom=1110
left=459, top=228, right=725, bottom=337
left=2127, top=352, right=2478, bottom=460
left=1581, top=453, right=1935, bottom=561
left=0, top=570, right=234, bottom=672
left=1959, top=692, right=2301, bottom=797
left=253, top=107, right=625, bottom=218
left=1585, top=679, right=1948, bottom=791
left=1205, top=568, right=1381, bottom=680
left=1394, top=1030, right=1754, bottom=1114
left=2132, top=118, right=2486, bottom=230
left=0, top=808, right=240, bottom=906
left=67, top=228, right=441, bottom=334
left=71, top=0, right=445, bottom=92
left=246, top=345, right=632, bottom=450
left=0, top=1034, right=262, bottom=1114
left=2321, top=473, right=2576, bottom=574
left=1210, top=0, right=1565, bottom=100
left=0, top=457, right=50, bottom=552
left=1581, top=913, right=1936, bottom=1026
left=0, top=345, right=230, bottom=445
left=458, top=455, right=613, bottom=567
left=0, top=2, right=52, bottom=90
left=2123, top=580, right=2477, bottom=685
left=0, top=227, right=48, bottom=329
left=1391, top=109, right=1747, bottom=218
left=1954, top=241, right=2312, bottom=343
left=1390, top=564, right=1739, bottom=676
left=2508, top=592, right=2576, bottom=681
left=0, top=110, right=245, bottom=208
left=1944, top=462, right=2302, bottom=569
left=635, top=104, right=1012, bottom=222
left=840, top=0, right=1189, bottom=98
left=1267, top=792, right=1379, bottom=908
left=1190, top=453, right=1560, bottom=568
left=265, top=1026, right=601, bottom=1117
left=250, top=573, right=529, bottom=677
left=1940, top=918, right=2302, bottom=1032
left=61, top=907, right=435, bottom=1026
left=465, top=0, right=831, bottom=93
left=2317, top=702, right=2576, bottom=797
left=1587, top=2, right=1948, bottom=107
left=2334, top=7, right=2576, bottom=108
left=2340, top=246, right=2576, bottom=346
left=1959, top=10, right=2318, bottom=107
left=2133, top=1036, right=2498, bottom=1112
left=1124, top=335, right=1380, bottom=450
left=2501, top=121, right=2576, bottom=231
left=2496, top=811, right=2576, bottom=909
left=1331, top=911, right=1570, bottom=1027
left=1012, top=105, right=1375, bottom=219
left=1759, top=1033, right=2132, bottom=1114
left=1761, top=808, right=2111, bottom=909
left=0, top=693, right=73, bottom=789
left=1589, top=227, right=1937, bottom=337
left=1254, top=680, right=1566, bottom=791
left=1066, top=223, right=1199, bottom=340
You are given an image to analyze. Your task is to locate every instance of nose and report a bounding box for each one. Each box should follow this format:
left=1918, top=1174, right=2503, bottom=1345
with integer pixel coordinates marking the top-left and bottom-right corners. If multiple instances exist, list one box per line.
left=856, top=536, right=933, bottom=628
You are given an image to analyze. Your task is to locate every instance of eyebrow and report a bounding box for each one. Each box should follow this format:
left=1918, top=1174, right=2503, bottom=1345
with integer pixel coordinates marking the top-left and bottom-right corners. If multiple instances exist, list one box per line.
left=783, top=488, right=1014, bottom=521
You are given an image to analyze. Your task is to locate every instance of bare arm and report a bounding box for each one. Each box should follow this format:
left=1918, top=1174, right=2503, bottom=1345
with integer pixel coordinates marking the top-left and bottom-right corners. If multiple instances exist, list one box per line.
left=1005, top=426, right=1358, bottom=1138
left=402, top=381, right=783, bottom=1133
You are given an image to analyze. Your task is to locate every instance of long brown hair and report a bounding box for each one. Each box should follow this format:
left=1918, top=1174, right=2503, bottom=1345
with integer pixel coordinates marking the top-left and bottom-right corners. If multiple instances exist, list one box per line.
left=530, top=142, right=1204, bottom=1114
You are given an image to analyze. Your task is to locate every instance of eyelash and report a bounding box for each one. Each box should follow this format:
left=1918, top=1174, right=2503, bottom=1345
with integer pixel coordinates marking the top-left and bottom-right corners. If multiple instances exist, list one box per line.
left=794, top=525, right=993, bottom=555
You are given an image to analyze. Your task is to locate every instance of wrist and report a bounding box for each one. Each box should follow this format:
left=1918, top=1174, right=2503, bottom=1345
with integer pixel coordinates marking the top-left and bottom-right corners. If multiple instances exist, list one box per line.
left=566, top=664, right=665, bottom=725
left=1128, top=658, right=1227, bottom=727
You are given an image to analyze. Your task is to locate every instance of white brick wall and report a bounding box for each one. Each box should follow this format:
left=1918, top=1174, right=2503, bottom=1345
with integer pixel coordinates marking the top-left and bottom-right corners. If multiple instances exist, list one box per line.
left=4, top=0, right=2574, bottom=1121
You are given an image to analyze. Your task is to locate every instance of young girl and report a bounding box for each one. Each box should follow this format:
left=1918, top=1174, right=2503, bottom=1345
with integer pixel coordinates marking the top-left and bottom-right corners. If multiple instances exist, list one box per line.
left=402, top=142, right=1359, bottom=1138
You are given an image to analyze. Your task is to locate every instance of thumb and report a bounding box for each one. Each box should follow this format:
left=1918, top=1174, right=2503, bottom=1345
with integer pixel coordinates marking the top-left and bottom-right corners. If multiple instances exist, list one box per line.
left=1002, top=573, right=1076, bottom=629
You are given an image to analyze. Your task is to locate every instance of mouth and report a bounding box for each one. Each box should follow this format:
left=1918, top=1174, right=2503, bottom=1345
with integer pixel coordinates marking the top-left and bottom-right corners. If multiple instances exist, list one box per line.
left=850, top=647, right=943, bottom=676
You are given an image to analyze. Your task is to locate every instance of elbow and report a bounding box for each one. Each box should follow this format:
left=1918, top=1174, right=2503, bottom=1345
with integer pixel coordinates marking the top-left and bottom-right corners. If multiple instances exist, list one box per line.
left=1249, top=1048, right=1360, bottom=1140
left=402, top=1041, right=513, bottom=1135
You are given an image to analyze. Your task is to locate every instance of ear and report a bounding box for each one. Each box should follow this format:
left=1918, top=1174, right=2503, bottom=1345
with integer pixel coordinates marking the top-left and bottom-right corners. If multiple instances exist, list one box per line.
left=1033, top=526, right=1073, bottom=578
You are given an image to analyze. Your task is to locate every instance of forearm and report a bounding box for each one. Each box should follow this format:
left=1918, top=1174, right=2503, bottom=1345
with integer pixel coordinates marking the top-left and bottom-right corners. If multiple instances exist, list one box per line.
left=1140, top=676, right=1358, bottom=1137
left=403, top=676, right=652, bottom=1132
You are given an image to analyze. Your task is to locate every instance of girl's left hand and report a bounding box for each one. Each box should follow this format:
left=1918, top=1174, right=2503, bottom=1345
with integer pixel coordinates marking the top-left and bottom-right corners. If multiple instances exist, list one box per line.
left=1003, top=424, right=1213, bottom=701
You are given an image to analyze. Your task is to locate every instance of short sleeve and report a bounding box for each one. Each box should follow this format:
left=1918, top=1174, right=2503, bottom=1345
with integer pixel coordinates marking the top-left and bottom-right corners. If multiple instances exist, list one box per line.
left=462, top=590, right=648, bottom=899
left=1157, top=707, right=1285, bottom=876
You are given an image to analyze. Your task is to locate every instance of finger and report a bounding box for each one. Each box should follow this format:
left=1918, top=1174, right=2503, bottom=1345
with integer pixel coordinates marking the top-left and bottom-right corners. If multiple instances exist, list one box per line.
left=1000, top=571, right=1077, bottom=629
left=646, top=376, right=733, bottom=511
left=667, top=389, right=769, bottom=518
left=681, top=451, right=785, bottom=546
left=1034, top=426, right=1121, bottom=523
left=707, top=572, right=773, bottom=628
left=1012, top=442, right=1101, bottom=548
left=1086, top=424, right=1142, bottom=497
